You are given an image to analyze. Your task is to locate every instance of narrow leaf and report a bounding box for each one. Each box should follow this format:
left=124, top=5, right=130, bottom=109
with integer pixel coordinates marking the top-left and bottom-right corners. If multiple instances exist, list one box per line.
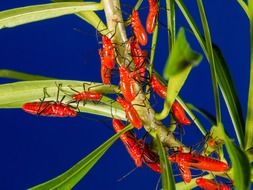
left=163, top=28, right=201, bottom=78
left=155, top=134, right=176, bottom=190
left=186, top=103, right=216, bottom=125
left=176, top=0, right=245, bottom=148
left=52, top=0, right=109, bottom=35
left=0, top=2, right=103, bottom=29
left=197, top=0, right=221, bottom=125
left=213, top=45, right=245, bottom=148
left=223, top=126, right=251, bottom=190
left=245, top=0, right=253, bottom=150
left=76, top=11, right=109, bottom=35
left=237, top=0, right=250, bottom=18
left=156, top=28, right=202, bottom=120
left=0, top=80, right=126, bottom=120
left=29, top=125, right=133, bottom=190
left=0, top=69, right=54, bottom=80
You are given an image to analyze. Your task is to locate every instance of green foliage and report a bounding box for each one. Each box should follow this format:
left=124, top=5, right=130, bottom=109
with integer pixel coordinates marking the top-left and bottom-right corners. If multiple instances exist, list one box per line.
left=156, top=28, right=202, bottom=120
left=176, top=0, right=245, bottom=148
left=245, top=0, right=253, bottom=151
left=0, top=2, right=103, bottom=29
left=0, top=0, right=252, bottom=189
left=223, top=130, right=251, bottom=190
left=29, top=125, right=133, bottom=190
left=155, top=134, right=176, bottom=190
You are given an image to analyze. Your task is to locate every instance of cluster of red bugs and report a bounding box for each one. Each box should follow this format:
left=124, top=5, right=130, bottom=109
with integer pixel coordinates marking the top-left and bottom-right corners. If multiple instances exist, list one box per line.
left=21, top=1, right=233, bottom=189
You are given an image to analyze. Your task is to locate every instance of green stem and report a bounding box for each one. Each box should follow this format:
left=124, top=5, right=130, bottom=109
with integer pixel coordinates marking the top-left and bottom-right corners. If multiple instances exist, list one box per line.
left=166, top=0, right=176, bottom=50
left=102, top=0, right=187, bottom=150
left=237, top=0, right=250, bottom=18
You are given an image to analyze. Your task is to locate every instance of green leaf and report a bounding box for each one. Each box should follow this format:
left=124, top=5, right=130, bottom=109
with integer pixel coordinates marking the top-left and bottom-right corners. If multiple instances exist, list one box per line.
left=176, top=0, right=245, bottom=148
left=245, top=0, right=253, bottom=150
left=0, top=69, right=55, bottom=81
left=156, top=28, right=202, bottom=120
left=0, top=80, right=126, bottom=120
left=155, top=134, right=176, bottom=190
left=0, top=2, right=103, bottom=29
left=251, top=166, right=253, bottom=182
left=52, top=0, right=108, bottom=35
left=186, top=103, right=216, bottom=125
left=246, top=148, right=253, bottom=163
left=213, top=45, right=245, bottom=148
left=76, top=11, right=109, bottom=35
left=163, top=28, right=202, bottom=78
left=237, top=0, right=250, bottom=18
left=197, top=0, right=221, bottom=124
left=29, top=124, right=133, bottom=190
left=223, top=130, right=251, bottom=190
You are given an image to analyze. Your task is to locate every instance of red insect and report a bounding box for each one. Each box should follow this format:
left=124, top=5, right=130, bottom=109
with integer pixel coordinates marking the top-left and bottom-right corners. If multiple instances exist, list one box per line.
left=150, top=74, right=191, bottom=125
left=116, top=97, right=142, bottom=129
left=72, top=91, right=102, bottom=102
left=112, top=119, right=143, bottom=167
left=112, top=119, right=161, bottom=173
left=150, top=74, right=167, bottom=99
left=22, top=102, right=77, bottom=117
left=178, top=163, right=192, bottom=183
left=100, top=35, right=115, bottom=69
left=119, top=66, right=138, bottom=102
left=99, top=49, right=112, bottom=84
left=169, top=151, right=230, bottom=173
left=171, top=101, right=191, bottom=125
left=196, top=178, right=231, bottom=190
left=129, top=37, right=147, bottom=68
left=142, top=145, right=161, bottom=173
left=100, top=63, right=112, bottom=84
left=146, top=0, right=159, bottom=34
left=131, top=10, right=148, bottom=46
left=129, top=37, right=147, bottom=81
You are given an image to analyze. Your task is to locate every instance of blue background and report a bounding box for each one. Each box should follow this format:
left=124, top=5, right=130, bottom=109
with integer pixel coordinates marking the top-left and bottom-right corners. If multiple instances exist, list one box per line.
left=0, top=1, right=249, bottom=190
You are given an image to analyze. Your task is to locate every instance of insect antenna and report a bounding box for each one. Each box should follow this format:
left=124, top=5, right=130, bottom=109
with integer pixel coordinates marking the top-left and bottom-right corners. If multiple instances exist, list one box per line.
left=116, top=167, right=138, bottom=182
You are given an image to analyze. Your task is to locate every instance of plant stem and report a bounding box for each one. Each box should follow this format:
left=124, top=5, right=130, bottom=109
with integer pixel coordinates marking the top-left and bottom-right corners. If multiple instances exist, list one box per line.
left=166, top=0, right=176, bottom=50
left=102, top=0, right=187, bottom=150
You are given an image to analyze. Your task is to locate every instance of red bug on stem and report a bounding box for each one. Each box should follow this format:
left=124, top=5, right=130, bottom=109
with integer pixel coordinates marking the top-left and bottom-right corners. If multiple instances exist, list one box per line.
left=116, top=97, right=142, bottom=129
left=99, top=35, right=115, bottom=84
left=100, top=35, right=115, bottom=69
left=171, top=101, right=191, bottom=125
left=129, top=37, right=147, bottom=68
left=141, top=144, right=161, bottom=173
left=119, top=66, right=139, bottom=102
left=112, top=119, right=161, bottom=172
left=112, top=119, right=143, bottom=167
left=22, top=102, right=77, bottom=117
left=71, top=83, right=103, bottom=102
left=150, top=74, right=191, bottom=125
left=22, top=85, right=77, bottom=117
left=129, top=37, right=148, bottom=81
left=131, top=10, right=148, bottom=46
left=100, top=57, right=112, bottom=84
left=196, top=177, right=231, bottom=190
left=169, top=151, right=229, bottom=179
left=146, top=0, right=159, bottom=34
left=72, top=91, right=102, bottom=102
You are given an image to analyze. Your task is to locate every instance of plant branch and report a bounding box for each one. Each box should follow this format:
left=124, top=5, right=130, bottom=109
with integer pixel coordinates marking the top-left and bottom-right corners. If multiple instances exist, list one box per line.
left=102, top=0, right=187, bottom=150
